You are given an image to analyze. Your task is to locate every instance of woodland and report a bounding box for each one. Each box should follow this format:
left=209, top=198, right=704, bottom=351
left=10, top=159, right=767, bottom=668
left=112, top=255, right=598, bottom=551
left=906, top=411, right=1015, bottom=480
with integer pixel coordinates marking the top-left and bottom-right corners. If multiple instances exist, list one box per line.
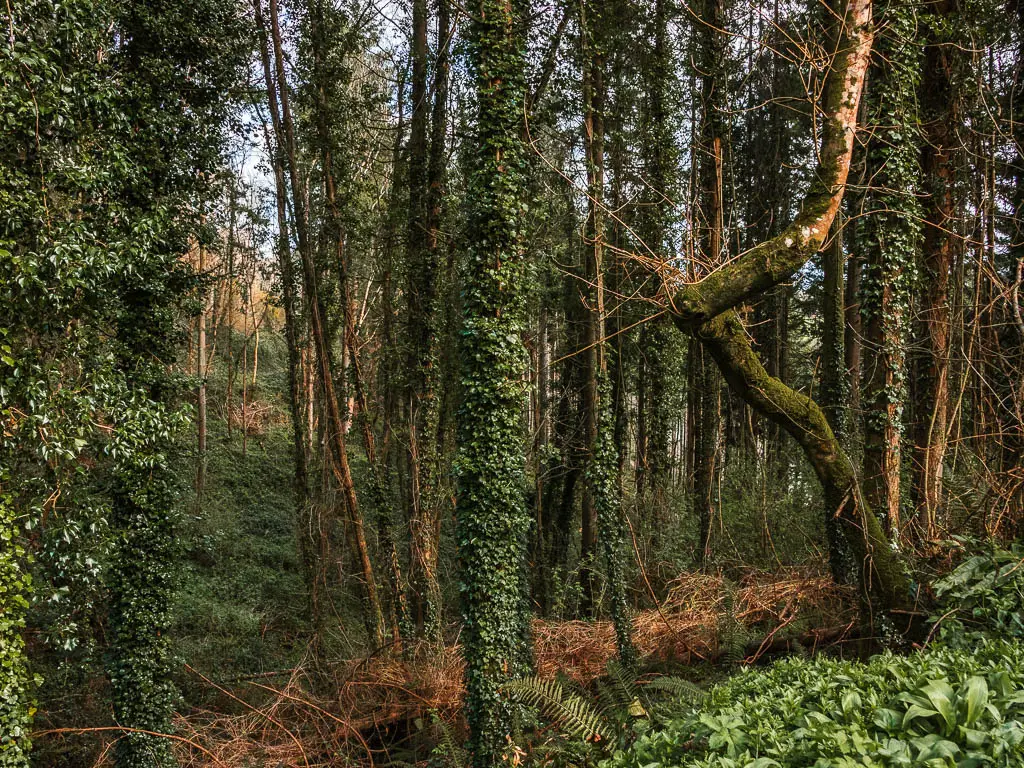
left=4, top=0, right=1024, bottom=765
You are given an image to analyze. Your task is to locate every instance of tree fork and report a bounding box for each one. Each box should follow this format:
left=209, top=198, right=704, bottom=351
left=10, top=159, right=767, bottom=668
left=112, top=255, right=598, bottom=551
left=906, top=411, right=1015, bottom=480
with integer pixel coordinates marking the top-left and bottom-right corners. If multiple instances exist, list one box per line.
left=669, top=0, right=873, bottom=328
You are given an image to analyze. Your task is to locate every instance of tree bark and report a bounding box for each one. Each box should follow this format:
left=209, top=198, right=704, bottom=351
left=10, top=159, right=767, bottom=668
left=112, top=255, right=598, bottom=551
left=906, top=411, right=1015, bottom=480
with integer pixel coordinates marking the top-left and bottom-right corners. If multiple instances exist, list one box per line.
left=912, top=0, right=957, bottom=540
left=693, top=311, right=912, bottom=612
left=822, top=212, right=854, bottom=582
left=579, top=0, right=605, bottom=618
left=196, top=240, right=208, bottom=501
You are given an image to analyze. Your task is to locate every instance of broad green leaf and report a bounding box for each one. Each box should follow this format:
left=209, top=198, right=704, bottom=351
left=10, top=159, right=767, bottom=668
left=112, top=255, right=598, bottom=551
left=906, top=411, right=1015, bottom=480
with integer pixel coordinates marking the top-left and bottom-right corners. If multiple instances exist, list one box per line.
left=961, top=677, right=988, bottom=726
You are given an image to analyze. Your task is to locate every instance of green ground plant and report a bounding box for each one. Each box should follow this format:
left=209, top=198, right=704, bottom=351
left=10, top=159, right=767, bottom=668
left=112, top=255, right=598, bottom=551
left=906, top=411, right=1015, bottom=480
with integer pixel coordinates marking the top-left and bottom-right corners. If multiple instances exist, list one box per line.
left=604, top=639, right=1024, bottom=768
left=930, top=540, right=1024, bottom=643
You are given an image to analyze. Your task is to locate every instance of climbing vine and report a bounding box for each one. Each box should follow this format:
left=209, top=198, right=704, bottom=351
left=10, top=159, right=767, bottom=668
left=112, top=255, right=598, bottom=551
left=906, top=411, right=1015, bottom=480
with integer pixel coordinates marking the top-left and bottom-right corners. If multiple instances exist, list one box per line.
left=0, top=485, right=33, bottom=768
left=588, top=370, right=638, bottom=669
left=457, top=0, right=533, bottom=763
left=859, top=0, right=923, bottom=529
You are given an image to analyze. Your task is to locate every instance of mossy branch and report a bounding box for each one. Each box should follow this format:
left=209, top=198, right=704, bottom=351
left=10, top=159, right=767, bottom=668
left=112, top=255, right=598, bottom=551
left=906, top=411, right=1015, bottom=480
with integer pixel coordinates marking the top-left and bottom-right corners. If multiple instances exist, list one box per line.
left=694, top=311, right=912, bottom=613
left=668, top=0, right=873, bottom=326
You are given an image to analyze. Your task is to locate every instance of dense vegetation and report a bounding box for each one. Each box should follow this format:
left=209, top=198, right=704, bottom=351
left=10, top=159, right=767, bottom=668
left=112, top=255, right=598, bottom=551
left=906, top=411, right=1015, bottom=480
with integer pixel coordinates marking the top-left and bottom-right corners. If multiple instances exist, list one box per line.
left=611, top=639, right=1024, bottom=768
left=3, top=0, right=1024, bottom=765
left=602, top=547, right=1024, bottom=768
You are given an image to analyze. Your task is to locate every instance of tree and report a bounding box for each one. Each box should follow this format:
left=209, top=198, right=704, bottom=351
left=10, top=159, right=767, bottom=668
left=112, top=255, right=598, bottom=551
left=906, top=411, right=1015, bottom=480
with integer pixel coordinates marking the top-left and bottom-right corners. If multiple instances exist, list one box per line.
left=636, top=0, right=678, bottom=521
left=692, top=0, right=728, bottom=565
left=911, top=0, right=960, bottom=539
left=666, top=0, right=913, bottom=613
left=859, top=0, right=922, bottom=541
left=256, top=0, right=387, bottom=649
left=457, top=0, right=533, bottom=759
left=1, top=1, right=242, bottom=765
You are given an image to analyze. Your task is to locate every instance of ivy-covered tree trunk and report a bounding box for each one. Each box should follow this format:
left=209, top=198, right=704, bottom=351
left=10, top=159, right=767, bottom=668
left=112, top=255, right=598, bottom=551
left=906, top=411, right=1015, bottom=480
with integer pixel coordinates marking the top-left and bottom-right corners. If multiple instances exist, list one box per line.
left=404, top=0, right=445, bottom=644
left=576, top=0, right=634, bottom=660
left=859, top=0, right=922, bottom=539
left=579, top=0, right=605, bottom=619
left=108, top=468, right=177, bottom=768
left=106, top=2, right=242, bottom=764
left=458, top=0, right=533, bottom=760
left=822, top=213, right=855, bottom=583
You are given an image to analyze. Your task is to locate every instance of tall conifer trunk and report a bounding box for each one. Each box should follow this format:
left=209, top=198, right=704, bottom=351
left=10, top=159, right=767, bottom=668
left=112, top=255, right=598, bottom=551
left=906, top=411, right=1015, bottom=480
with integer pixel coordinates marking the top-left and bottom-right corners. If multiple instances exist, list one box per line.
left=579, top=0, right=605, bottom=617
left=693, top=0, right=727, bottom=566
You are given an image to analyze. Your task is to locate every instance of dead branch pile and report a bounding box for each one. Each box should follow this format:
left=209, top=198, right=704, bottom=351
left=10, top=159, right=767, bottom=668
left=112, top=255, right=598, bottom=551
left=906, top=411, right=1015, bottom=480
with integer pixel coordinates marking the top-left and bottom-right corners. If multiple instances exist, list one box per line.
left=226, top=398, right=283, bottom=435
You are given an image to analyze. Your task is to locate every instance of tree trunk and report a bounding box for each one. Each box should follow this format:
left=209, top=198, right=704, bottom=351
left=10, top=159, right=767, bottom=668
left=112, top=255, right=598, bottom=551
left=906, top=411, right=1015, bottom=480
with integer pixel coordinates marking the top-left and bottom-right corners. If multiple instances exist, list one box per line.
left=257, top=0, right=386, bottom=649
left=912, top=0, right=957, bottom=541
left=666, top=0, right=913, bottom=614
left=822, top=212, right=854, bottom=583
left=693, top=0, right=727, bottom=565
left=579, top=0, right=605, bottom=618
left=694, top=311, right=912, bottom=613
left=859, top=0, right=922, bottom=539
left=458, top=0, right=533, bottom=757
left=196, top=240, right=208, bottom=501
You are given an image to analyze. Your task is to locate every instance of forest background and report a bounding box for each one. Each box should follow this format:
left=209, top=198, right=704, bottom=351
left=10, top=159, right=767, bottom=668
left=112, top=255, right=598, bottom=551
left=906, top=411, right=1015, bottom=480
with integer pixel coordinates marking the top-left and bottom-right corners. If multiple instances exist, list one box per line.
left=3, top=0, right=1024, bottom=764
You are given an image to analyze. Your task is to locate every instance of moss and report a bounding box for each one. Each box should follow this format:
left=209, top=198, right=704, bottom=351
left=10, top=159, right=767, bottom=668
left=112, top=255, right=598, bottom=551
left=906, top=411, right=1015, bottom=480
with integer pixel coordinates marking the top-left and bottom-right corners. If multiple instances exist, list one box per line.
left=669, top=0, right=870, bottom=328
left=693, top=311, right=912, bottom=614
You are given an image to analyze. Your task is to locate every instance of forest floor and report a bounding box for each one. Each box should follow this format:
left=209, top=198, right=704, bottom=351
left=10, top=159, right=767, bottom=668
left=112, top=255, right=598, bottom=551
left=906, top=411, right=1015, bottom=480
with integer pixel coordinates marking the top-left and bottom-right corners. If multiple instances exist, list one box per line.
left=167, top=569, right=854, bottom=767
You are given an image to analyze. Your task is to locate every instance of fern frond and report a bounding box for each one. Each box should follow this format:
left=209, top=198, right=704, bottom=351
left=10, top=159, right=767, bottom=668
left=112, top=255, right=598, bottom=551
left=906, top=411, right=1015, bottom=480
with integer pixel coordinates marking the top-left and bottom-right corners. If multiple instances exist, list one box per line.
left=644, top=676, right=707, bottom=705
left=430, top=713, right=468, bottom=768
left=718, top=582, right=750, bottom=666
left=506, top=676, right=608, bottom=743
left=606, top=659, right=640, bottom=704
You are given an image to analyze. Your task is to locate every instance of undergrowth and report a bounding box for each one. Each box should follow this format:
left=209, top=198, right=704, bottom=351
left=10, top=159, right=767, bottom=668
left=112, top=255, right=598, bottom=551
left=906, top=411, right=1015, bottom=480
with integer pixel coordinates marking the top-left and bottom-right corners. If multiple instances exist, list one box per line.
left=600, top=541, right=1024, bottom=768
left=604, top=639, right=1024, bottom=767
left=930, top=539, right=1024, bottom=643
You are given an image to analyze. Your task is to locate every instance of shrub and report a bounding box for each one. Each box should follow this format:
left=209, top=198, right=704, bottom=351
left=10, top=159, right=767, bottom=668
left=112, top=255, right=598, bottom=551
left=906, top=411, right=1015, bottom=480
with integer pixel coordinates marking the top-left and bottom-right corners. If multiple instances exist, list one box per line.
left=603, top=639, right=1024, bottom=767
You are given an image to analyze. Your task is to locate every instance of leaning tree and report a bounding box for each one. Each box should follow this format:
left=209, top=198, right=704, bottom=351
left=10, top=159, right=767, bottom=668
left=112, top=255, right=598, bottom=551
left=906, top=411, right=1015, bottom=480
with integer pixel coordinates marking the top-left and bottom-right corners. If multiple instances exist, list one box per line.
left=660, top=0, right=913, bottom=615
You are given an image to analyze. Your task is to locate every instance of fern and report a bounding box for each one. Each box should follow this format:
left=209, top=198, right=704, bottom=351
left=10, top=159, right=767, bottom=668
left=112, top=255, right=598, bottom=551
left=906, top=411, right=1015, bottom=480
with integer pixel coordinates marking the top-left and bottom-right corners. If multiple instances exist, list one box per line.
left=428, top=711, right=467, bottom=768
left=505, top=676, right=608, bottom=743
left=606, top=659, right=640, bottom=704
left=598, top=659, right=649, bottom=720
left=718, top=586, right=751, bottom=666
left=643, top=676, right=706, bottom=706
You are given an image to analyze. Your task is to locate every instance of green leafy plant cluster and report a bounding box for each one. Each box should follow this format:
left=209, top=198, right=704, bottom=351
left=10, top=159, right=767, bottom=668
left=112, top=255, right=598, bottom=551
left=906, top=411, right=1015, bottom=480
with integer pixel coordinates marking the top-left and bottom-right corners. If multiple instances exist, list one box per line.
left=1, top=0, right=242, bottom=765
left=0, top=486, right=35, bottom=768
left=604, top=639, right=1024, bottom=768
left=931, top=541, right=1024, bottom=642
